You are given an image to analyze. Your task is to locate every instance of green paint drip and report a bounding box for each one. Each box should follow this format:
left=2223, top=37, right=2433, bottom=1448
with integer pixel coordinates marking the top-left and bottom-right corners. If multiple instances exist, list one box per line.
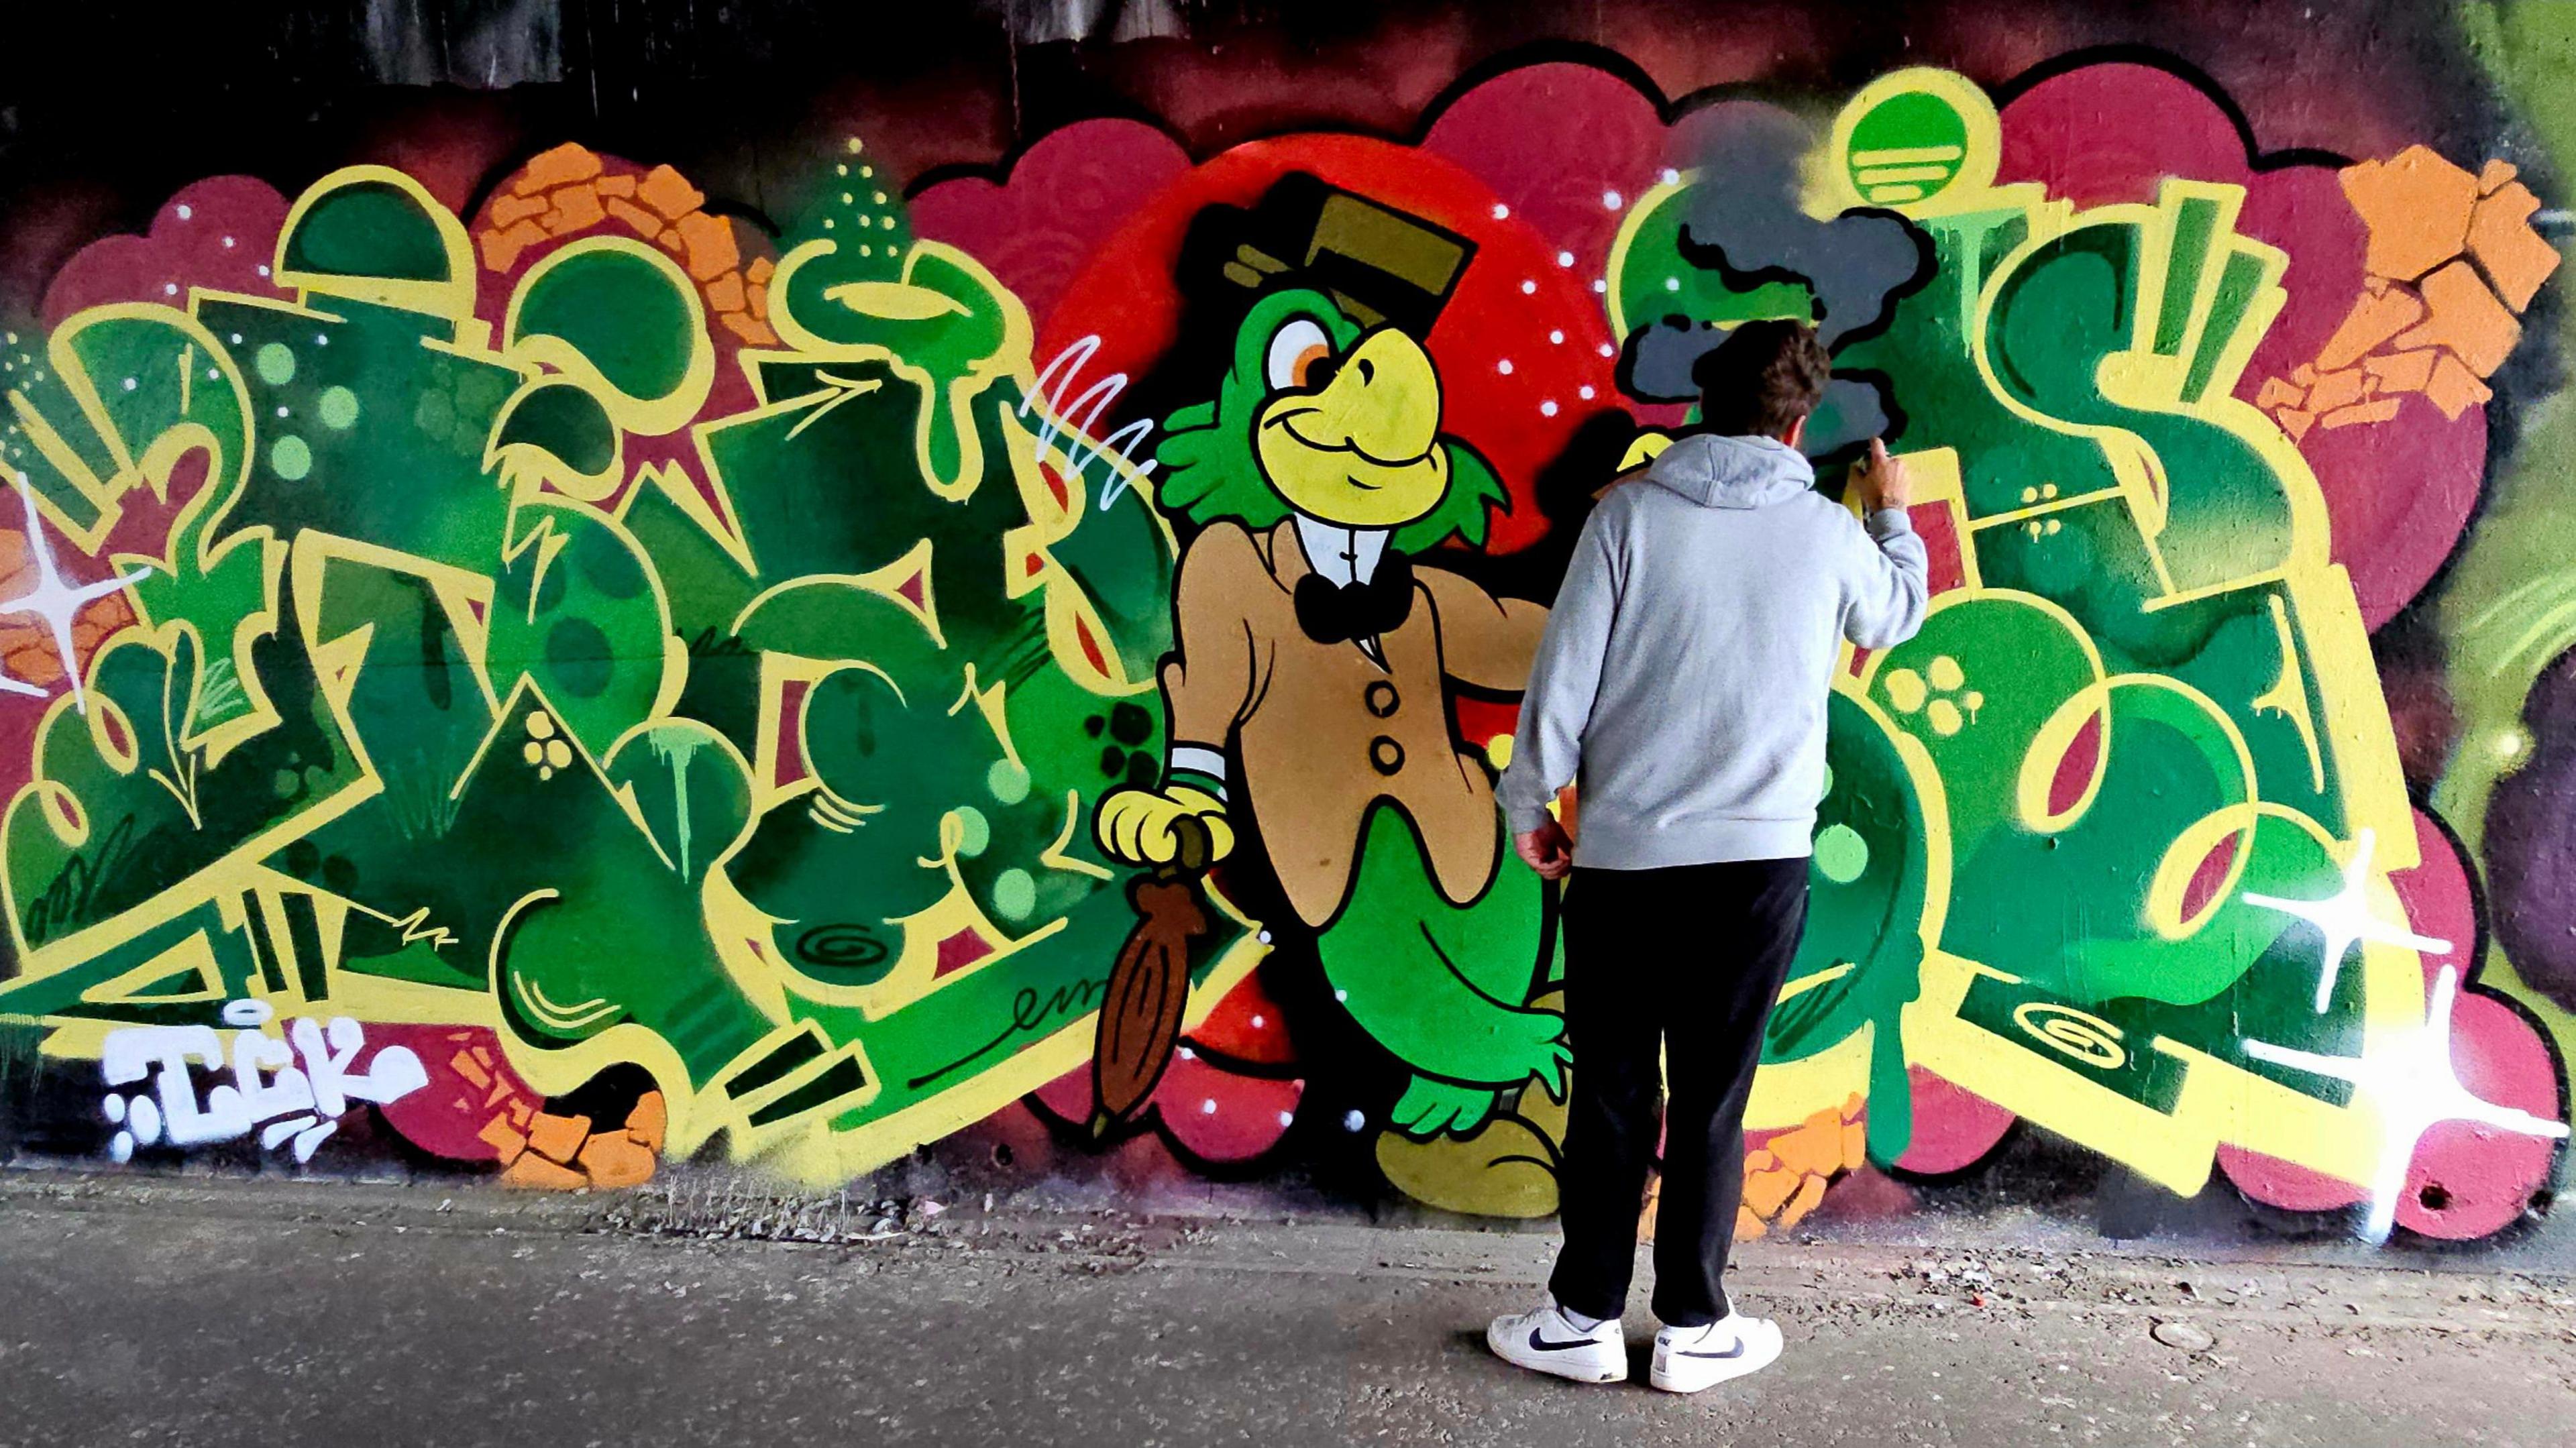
left=648, top=730, right=706, bottom=879
left=1864, top=1013, right=1916, bottom=1165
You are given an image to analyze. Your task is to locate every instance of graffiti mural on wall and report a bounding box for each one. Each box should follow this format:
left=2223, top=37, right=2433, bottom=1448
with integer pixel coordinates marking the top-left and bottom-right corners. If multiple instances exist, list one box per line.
left=0, top=45, right=2567, bottom=1246
left=0, top=139, right=1262, bottom=1188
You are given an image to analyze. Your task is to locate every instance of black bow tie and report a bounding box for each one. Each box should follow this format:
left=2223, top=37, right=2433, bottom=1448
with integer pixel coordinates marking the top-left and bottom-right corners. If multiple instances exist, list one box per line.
left=1295, top=549, right=1415, bottom=645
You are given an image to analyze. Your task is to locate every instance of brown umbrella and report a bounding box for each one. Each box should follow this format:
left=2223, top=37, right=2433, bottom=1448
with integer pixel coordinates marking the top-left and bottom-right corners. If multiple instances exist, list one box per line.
left=1089, top=814, right=1214, bottom=1137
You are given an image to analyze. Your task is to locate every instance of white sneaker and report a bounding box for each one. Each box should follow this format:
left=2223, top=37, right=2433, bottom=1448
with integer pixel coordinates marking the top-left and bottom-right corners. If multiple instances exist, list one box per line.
left=1486, top=1298, right=1628, bottom=1384
left=1649, top=1310, right=1783, bottom=1393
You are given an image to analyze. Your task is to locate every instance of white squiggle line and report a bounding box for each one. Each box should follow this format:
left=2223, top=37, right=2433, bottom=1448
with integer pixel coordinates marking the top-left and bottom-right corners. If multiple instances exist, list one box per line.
left=1026, top=338, right=1135, bottom=498
left=1091, top=419, right=1156, bottom=508
left=1021, top=335, right=1159, bottom=511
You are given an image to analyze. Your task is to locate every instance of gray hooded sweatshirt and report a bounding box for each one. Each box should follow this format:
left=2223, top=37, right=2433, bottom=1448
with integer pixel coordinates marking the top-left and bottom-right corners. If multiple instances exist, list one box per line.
left=1497, top=433, right=1929, bottom=869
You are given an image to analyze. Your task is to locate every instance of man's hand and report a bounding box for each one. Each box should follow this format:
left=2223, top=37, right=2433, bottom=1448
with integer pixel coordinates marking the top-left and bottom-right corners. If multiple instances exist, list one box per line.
left=1513, top=818, right=1574, bottom=881
left=1095, top=785, right=1235, bottom=868
left=1852, top=436, right=1912, bottom=514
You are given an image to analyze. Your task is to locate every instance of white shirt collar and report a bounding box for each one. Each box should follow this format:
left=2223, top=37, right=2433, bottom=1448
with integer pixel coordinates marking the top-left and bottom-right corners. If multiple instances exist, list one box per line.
left=1292, top=514, right=1390, bottom=588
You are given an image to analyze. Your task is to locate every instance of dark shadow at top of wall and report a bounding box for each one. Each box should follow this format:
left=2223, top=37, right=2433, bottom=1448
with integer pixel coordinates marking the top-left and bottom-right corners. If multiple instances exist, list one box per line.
left=0, top=0, right=2512, bottom=317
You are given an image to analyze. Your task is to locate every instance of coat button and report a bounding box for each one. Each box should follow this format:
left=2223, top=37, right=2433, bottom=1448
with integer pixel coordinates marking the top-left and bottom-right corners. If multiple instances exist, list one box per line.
left=1364, top=681, right=1399, bottom=718
left=1368, top=736, right=1404, bottom=775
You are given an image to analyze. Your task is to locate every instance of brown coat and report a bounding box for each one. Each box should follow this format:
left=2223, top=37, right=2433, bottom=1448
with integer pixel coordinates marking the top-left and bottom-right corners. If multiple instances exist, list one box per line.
left=1163, top=520, right=1548, bottom=928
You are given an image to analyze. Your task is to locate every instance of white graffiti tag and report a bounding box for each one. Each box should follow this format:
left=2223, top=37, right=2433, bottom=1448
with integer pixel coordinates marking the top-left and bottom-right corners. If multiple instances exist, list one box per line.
left=1023, top=335, right=1158, bottom=510
left=99, top=1001, right=429, bottom=1164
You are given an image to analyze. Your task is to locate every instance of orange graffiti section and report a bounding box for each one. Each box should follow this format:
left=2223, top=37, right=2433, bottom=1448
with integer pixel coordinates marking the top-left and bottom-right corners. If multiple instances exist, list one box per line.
left=1737, top=1095, right=1870, bottom=1241
left=2259, top=147, right=2559, bottom=439
left=1639, top=1093, right=1869, bottom=1245
left=494, top=1092, right=668, bottom=1190
left=474, top=142, right=780, bottom=346
left=0, top=529, right=131, bottom=689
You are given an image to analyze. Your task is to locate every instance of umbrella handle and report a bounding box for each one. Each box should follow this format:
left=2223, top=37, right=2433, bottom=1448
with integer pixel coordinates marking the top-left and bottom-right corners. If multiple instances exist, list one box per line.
left=1089, top=812, right=1216, bottom=1136
left=1161, top=812, right=1213, bottom=880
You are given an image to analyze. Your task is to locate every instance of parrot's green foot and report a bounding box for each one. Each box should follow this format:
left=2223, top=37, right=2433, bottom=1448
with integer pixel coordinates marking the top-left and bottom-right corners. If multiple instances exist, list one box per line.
left=1391, top=1074, right=1503, bottom=1138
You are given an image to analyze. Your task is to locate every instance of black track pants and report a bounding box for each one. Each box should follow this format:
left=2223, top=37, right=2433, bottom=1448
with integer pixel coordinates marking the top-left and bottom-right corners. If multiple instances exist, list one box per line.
left=1545, top=856, right=1810, bottom=1327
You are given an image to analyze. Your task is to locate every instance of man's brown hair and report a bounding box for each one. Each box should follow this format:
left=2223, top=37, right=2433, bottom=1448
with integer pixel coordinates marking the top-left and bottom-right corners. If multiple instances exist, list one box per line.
left=1690, top=318, right=1831, bottom=439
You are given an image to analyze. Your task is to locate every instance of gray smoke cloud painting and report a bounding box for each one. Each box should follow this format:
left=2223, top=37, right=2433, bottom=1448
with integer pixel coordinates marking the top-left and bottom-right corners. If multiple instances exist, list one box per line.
left=1622, top=103, right=1927, bottom=456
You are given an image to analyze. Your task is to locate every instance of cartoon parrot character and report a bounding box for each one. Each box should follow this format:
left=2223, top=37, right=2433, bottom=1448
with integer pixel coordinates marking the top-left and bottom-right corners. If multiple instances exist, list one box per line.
left=1093, top=175, right=1566, bottom=1137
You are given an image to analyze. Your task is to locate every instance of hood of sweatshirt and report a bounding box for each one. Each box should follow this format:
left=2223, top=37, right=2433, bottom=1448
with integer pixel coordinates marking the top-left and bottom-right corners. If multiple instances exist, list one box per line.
left=1640, top=432, right=1816, bottom=510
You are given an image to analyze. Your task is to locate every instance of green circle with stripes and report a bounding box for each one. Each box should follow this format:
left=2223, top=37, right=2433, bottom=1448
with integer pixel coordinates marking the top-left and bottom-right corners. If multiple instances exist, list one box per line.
left=1845, top=91, right=1970, bottom=207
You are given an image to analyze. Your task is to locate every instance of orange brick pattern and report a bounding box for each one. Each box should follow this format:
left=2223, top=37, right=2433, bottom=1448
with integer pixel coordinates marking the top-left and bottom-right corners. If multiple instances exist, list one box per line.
left=494, top=1089, right=667, bottom=1190
left=0, top=527, right=136, bottom=689
left=2261, top=147, right=2559, bottom=441
left=473, top=142, right=777, bottom=347
left=1640, top=1092, right=1869, bottom=1245
left=443, top=1034, right=545, bottom=1156
left=1733, top=1093, right=1869, bottom=1241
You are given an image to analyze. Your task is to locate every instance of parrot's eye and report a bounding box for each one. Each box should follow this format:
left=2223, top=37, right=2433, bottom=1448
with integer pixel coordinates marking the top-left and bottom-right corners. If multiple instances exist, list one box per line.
left=1264, top=316, right=1336, bottom=390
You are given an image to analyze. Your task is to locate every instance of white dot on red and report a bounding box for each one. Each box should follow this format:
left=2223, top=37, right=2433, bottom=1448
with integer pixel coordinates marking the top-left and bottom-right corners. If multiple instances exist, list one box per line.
left=1598, top=343, right=1615, bottom=358
left=1603, top=190, right=1623, bottom=209
left=1558, top=251, right=1574, bottom=267
left=1519, top=279, right=1536, bottom=295
left=1549, top=330, right=1565, bottom=345
left=1580, top=385, right=1597, bottom=400
left=1541, top=400, right=1559, bottom=416
left=1250, top=1014, right=1265, bottom=1028
left=1491, top=203, right=1510, bottom=220
left=1497, top=359, right=1514, bottom=376
left=1201, top=1099, right=1217, bottom=1115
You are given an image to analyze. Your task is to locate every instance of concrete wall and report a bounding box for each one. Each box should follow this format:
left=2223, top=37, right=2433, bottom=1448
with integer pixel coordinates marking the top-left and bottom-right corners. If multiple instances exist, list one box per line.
left=3, top=0, right=2572, bottom=1252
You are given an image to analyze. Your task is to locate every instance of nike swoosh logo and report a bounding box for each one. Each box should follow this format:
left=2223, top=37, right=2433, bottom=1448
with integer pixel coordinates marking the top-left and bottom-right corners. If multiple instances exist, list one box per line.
left=1675, top=1340, right=1748, bottom=1359
left=1527, top=1329, right=1599, bottom=1353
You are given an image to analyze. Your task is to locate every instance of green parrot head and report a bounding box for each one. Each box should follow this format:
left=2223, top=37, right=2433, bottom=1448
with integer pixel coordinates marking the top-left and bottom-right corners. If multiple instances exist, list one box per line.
left=1153, top=287, right=1506, bottom=551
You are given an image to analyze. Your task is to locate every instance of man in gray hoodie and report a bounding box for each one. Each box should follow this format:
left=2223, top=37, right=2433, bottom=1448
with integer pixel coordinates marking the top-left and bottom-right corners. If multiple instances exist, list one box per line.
left=1485, top=319, right=1927, bottom=1392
